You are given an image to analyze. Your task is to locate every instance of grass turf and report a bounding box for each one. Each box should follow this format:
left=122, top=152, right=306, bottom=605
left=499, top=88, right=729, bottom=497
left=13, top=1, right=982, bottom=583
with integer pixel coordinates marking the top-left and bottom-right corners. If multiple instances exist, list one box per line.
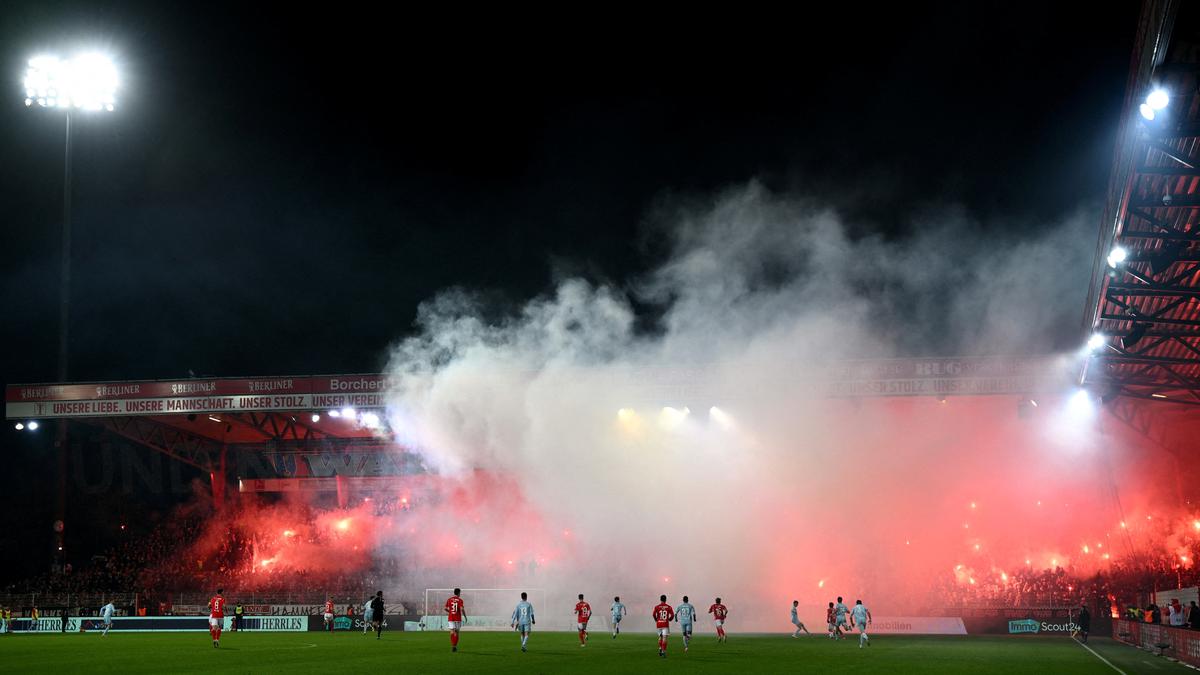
left=0, top=630, right=1190, bottom=673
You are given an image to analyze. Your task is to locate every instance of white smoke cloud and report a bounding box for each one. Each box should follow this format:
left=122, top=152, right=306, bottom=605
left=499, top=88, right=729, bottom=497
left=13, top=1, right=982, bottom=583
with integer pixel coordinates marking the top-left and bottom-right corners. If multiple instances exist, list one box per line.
left=382, top=182, right=1114, bottom=627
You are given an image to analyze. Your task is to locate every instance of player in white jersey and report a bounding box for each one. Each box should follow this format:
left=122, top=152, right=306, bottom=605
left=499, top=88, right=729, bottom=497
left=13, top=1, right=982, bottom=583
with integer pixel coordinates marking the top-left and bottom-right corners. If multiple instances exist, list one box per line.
left=675, top=596, right=697, bottom=652
left=790, top=600, right=810, bottom=637
left=834, top=596, right=850, bottom=637
left=851, top=599, right=871, bottom=648
left=100, top=602, right=115, bottom=636
left=511, top=592, right=536, bottom=652
left=610, top=596, right=626, bottom=638
left=362, top=594, right=375, bottom=634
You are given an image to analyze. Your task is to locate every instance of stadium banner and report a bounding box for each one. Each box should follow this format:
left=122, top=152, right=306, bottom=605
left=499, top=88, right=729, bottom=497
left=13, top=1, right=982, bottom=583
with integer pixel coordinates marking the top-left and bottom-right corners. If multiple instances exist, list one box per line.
left=5, top=358, right=1072, bottom=419
left=171, top=604, right=206, bottom=616
left=264, top=604, right=325, bottom=616
left=420, top=615, right=518, bottom=631
left=307, top=614, right=413, bottom=631
left=9, top=617, right=80, bottom=632
left=233, top=616, right=307, bottom=632
left=1114, top=619, right=1200, bottom=668
left=76, top=616, right=227, bottom=632
left=869, top=617, right=967, bottom=635
left=1153, top=586, right=1199, bottom=609
left=963, top=617, right=1081, bottom=635
left=5, top=374, right=389, bottom=419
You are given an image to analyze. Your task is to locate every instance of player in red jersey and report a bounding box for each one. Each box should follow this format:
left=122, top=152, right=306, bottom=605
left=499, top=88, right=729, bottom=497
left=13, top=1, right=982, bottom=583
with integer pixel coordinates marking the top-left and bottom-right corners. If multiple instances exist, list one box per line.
left=323, top=597, right=335, bottom=632
left=574, top=594, right=592, bottom=646
left=708, top=597, right=729, bottom=643
left=825, top=601, right=836, bottom=639
left=207, top=588, right=226, bottom=648
left=653, top=594, right=675, bottom=658
left=444, top=588, right=467, bottom=652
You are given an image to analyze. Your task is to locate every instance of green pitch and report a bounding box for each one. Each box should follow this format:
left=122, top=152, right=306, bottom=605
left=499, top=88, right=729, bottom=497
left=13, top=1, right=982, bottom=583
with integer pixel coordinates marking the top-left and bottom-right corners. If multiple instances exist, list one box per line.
left=0, top=631, right=1188, bottom=673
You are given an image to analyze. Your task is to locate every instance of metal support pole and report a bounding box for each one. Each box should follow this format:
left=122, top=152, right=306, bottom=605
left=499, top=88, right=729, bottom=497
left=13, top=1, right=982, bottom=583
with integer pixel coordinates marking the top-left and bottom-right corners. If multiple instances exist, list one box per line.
left=54, top=111, right=72, bottom=567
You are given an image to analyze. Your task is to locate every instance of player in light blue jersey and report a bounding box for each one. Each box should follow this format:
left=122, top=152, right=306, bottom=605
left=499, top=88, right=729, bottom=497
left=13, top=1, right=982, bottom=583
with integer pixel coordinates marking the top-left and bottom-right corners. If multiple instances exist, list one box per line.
left=790, top=600, right=810, bottom=637
left=362, top=594, right=375, bottom=634
left=100, top=602, right=115, bottom=636
left=850, top=599, right=871, bottom=648
left=834, top=597, right=850, bottom=638
left=675, top=596, right=697, bottom=652
left=610, top=596, right=626, bottom=638
left=511, top=592, right=536, bottom=652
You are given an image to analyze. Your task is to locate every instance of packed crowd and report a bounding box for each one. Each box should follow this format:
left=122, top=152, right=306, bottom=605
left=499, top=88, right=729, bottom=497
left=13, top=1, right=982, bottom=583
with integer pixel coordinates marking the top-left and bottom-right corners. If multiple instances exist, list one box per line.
left=931, top=546, right=1200, bottom=615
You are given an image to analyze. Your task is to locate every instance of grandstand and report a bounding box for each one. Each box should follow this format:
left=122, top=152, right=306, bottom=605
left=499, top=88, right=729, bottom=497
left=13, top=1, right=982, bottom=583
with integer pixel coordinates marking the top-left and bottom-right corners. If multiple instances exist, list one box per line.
left=10, top=1, right=1200, bottom=673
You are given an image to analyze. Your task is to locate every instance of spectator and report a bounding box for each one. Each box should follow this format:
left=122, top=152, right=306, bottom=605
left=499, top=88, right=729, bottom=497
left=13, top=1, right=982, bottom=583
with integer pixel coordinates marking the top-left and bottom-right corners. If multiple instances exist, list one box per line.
left=1170, top=599, right=1186, bottom=628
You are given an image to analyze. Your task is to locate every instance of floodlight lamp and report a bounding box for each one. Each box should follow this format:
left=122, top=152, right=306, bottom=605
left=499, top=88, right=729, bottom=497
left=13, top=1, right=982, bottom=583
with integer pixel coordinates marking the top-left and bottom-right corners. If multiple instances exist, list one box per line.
left=1147, top=88, right=1169, bottom=110
left=1140, top=103, right=1156, bottom=121
left=23, top=52, right=118, bottom=112
left=1106, top=246, right=1127, bottom=268
left=1087, top=334, right=1106, bottom=351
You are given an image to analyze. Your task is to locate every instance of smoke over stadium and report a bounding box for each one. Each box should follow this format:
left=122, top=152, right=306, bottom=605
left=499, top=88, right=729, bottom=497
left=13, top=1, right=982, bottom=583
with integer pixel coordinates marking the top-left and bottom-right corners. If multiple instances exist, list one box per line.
left=361, top=185, right=1187, bottom=627
left=12, top=2, right=1200, bottom=670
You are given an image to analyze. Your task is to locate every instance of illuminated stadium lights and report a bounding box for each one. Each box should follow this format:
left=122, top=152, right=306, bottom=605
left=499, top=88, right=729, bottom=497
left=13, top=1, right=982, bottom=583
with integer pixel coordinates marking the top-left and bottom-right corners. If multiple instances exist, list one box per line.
left=1140, top=102, right=1156, bottom=121
left=1086, top=334, right=1106, bottom=351
left=708, top=406, right=734, bottom=430
left=1106, top=246, right=1128, bottom=268
left=658, top=406, right=690, bottom=430
left=24, top=53, right=119, bottom=111
left=1147, top=88, right=1170, bottom=111
left=14, top=423, right=24, bottom=430
left=27, top=421, right=39, bottom=431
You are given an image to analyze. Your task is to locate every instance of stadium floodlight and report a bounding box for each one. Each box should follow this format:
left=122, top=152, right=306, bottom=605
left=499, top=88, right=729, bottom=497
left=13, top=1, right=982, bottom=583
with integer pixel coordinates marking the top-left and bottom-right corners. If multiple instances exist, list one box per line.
left=14, top=423, right=24, bottom=431
left=658, top=406, right=690, bottom=430
left=1067, top=389, right=1095, bottom=419
left=27, top=421, right=39, bottom=431
left=1147, top=88, right=1170, bottom=111
left=1139, top=103, right=1156, bottom=121
left=708, top=406, right=734, bottom=431
left=1106, top=246, right=1127, bottom=268
left=1086, top=334, right=1106, bottom=351
left=24, top=54, right=118, bottom=112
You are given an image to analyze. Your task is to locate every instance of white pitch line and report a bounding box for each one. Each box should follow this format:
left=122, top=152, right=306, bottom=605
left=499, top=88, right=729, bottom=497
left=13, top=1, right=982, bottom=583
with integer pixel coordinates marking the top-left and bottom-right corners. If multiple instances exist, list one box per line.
left=1074, top=637, right=1127, bottom=675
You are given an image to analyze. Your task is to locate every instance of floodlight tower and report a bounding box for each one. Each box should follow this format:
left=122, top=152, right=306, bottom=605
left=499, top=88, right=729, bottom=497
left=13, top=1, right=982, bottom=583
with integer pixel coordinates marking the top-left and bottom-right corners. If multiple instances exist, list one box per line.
left=23, top=53, right=119, bottom=565
left=24, top=53, right=118, bottom=383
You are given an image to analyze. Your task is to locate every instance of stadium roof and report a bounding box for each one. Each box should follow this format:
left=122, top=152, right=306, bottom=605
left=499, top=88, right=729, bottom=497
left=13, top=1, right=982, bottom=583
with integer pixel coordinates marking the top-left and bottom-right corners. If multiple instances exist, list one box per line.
left=1084, top=0, right=1200, bottom=405
left=6, top=357, right=1069, bottom=475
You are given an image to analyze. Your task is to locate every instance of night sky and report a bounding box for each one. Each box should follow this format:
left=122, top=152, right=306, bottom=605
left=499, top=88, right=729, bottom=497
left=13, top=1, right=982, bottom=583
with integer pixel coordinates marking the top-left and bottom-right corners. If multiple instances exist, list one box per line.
left=1, top=2, right=1138, bottom=384
left=0, top=1, right=1146, bottom=581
